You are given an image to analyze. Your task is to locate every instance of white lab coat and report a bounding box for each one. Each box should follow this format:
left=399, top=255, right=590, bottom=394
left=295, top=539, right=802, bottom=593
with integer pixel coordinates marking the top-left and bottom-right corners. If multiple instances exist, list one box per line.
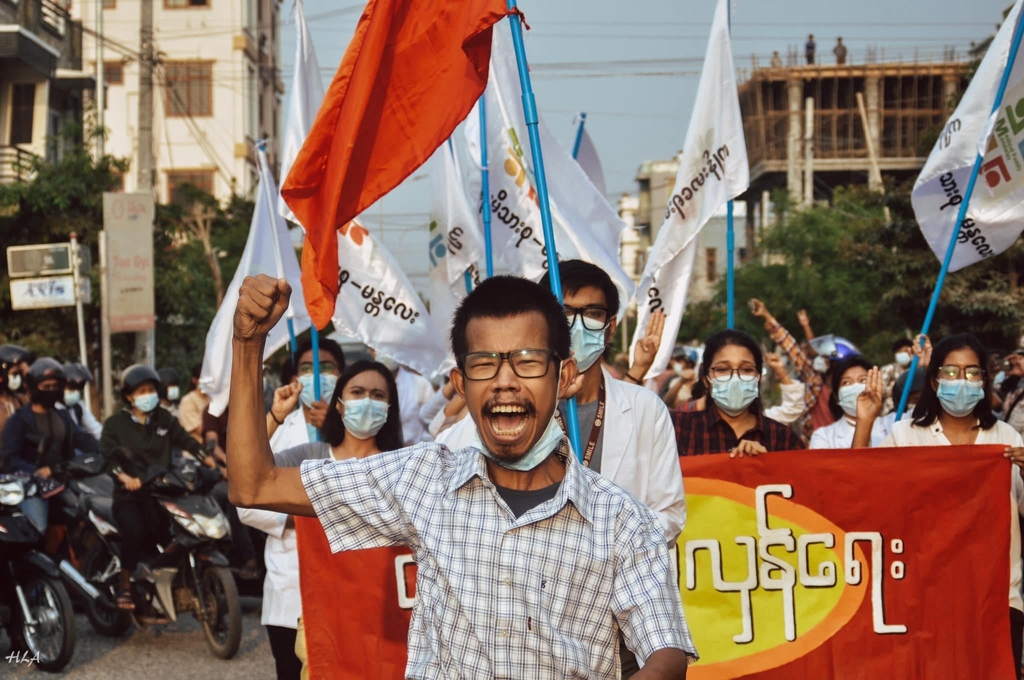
left=237, top=408, right=309, bottom=629
left=437, top=367, right=687, bottom=544
left=396, top=367, right=435, bottom=444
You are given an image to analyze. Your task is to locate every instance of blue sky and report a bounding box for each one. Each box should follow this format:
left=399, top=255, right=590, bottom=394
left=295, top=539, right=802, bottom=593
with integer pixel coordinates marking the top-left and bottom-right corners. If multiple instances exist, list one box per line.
left=280, top=0, right=1010, bottom=291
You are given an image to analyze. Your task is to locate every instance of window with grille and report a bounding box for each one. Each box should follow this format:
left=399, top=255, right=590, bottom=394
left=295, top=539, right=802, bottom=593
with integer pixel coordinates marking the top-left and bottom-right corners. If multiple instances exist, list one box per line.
left=167, top=170, right=215, bottom=204
left=164, top=61, right=213, bottom=117
left=10, top=84, right=36, bottom=145
left=104, top=61, right=123, bottom=85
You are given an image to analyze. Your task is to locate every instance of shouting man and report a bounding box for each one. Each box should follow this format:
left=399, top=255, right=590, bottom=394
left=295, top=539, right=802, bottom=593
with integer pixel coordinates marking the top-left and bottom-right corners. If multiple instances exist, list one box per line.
left=227, top=274, right=695, bottom=679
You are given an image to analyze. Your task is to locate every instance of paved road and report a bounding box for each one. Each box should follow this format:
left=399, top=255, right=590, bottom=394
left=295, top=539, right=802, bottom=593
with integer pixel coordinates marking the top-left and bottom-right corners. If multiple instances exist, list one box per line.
left=3, top=597, right=276, bottom=679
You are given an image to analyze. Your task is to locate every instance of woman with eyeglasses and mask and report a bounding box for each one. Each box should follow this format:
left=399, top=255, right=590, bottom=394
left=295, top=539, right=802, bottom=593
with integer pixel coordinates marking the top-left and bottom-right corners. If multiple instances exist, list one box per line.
left=854, top=333, right=1024, bottom=678
left=238, top=360, right=403, bottom=680
left=672, top=329, right=804, bottom=457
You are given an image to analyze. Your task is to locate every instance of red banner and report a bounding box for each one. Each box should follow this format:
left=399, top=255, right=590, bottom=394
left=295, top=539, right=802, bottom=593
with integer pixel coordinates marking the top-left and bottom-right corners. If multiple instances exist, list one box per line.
left=678, top=445, right=1015, bottom=679
left=295, top=516, right=416, bottom=680
left=295, top=445, right=1014, bottom=679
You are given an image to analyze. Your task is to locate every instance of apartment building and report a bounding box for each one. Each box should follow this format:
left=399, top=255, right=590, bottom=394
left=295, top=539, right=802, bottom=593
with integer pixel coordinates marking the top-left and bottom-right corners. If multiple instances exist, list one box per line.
left=1, top=0, right=91, bottom=183
left=72, top=0, right=282, bottom=203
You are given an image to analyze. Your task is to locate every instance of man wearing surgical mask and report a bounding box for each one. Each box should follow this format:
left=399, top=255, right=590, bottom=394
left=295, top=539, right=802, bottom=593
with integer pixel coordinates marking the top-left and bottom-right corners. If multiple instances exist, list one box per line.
left=265, top=338, right=345, bottom=454
left=879, top=338, right=914, bottom=414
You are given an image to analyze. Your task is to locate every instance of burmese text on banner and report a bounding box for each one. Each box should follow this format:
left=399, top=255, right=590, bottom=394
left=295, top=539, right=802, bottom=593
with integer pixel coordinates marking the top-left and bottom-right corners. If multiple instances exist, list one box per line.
left=677, top=446, right=1014, bottom=680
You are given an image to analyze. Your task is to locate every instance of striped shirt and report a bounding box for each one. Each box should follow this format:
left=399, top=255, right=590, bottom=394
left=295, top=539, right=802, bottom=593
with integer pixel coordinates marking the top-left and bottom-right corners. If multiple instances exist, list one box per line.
left=300, top=437, right=696, bottom=678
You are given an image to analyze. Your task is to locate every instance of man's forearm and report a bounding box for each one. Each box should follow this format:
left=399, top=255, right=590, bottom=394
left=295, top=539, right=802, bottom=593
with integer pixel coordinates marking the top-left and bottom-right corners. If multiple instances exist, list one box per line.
left=633, top=648, right=689, bottom=679
left=227, top=339, right=277, bottom=507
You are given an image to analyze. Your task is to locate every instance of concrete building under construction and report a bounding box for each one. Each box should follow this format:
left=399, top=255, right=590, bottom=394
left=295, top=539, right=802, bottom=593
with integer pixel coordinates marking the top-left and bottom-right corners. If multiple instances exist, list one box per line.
left=737, top=59, right=970, bottom=212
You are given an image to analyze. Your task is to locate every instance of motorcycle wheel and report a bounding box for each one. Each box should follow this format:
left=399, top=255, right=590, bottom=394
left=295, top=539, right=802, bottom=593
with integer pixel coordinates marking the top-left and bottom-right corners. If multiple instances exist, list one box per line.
left=199, top=565, right=241, bottom=659
left=81, top=543, right=132, bottom=637
left=13, top=575, right=77, bottom=673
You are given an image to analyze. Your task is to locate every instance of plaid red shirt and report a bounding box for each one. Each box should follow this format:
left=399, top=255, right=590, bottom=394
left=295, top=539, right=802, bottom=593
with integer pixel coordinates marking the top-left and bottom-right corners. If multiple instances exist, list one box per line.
left=671, top=406, right=805, bottom=456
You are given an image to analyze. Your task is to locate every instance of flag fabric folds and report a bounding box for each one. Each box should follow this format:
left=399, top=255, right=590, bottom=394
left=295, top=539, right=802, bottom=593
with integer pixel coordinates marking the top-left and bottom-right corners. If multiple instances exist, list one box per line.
left=200, top=148, right=309, bottom=417
left=912, top=0, right=1024, bottom=272
left=278, top=0, right=324, bottom=224
left=281, top=0, right=509, bottom=330
left=321, top=220, right=448, bottom=379
left=463, top=27, right=635, bottom=317
left=573, top=117, right=608, bottom=197
left=630, top=0, right=749, bottom=377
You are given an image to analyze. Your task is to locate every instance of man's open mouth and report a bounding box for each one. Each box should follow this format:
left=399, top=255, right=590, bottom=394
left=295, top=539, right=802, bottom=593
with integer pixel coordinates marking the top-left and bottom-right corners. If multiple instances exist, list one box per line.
left=487, top=403, right=530, bottom=437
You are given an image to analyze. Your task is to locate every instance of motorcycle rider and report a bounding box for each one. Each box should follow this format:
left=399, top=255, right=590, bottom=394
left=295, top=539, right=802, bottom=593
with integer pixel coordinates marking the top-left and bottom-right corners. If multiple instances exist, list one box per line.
left=157, top=367, right=183, bottom=418
left=0, top=358, right=99, bottom=533
left=0, top=345, right=28, bottom=438
left=59, top=362, right=103, bottom=440
left=100, top=364, right=214, bottom=610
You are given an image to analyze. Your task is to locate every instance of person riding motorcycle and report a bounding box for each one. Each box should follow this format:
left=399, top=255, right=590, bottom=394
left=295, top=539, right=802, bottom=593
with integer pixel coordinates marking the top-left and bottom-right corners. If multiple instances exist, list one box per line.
left=157, top=367, right=183, bottom=418
left=0, top=345, right=30, bottom=438
left=60, top=362, right=104, bottom=440
left=0, top=358, right=99, bottom=533
left=100, top=364, right=215, bottom=610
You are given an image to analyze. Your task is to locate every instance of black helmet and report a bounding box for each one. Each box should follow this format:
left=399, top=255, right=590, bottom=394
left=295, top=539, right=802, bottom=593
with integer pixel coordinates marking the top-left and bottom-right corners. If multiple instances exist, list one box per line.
left=157, top=367, right=181, bottom=387
left=121, top=364, right=161, bottom=397
left=26, top=358, right=67, bottom=392
left=0, top=344, right=30, bottom=370
left=63, top=362, right=94, bottom=385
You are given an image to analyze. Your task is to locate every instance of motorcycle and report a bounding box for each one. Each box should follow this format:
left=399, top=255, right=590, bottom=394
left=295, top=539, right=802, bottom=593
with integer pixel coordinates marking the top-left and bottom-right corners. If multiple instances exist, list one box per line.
left=80, top=459, right=242, bottom=659
left=0, top=474, right=78, bottom=673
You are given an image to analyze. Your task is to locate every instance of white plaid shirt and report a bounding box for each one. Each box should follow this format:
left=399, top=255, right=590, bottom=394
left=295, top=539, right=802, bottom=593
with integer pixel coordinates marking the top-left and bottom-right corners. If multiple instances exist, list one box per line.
left=300, top=438, right=697, bottom=679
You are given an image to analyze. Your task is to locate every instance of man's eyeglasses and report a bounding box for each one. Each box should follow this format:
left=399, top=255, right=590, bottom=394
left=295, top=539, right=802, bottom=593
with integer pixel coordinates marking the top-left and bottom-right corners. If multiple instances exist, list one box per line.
left=564, top=305, right=611, bottom=331
left=937, top=365, right=985, bottom=382
left=708, top=366, right=760, bottom=383
left=297, top=362, right=340, bottom=376
left=458, top=349, right=558, bottom=381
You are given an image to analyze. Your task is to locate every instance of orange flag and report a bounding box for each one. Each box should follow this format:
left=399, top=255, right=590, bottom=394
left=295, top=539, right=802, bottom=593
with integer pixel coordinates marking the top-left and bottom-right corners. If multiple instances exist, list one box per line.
left=281, top=0, right=509, bottom=329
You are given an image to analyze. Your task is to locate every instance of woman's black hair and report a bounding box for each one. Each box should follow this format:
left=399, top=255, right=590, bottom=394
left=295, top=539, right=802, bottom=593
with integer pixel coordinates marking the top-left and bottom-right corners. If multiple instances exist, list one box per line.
left=321, top=361, right=405, bottom=451
left=911, top=333, right=996, bottom=430
left=699, top=329, right=764, bottom=414
left=828, top=355, right=872, bottom=421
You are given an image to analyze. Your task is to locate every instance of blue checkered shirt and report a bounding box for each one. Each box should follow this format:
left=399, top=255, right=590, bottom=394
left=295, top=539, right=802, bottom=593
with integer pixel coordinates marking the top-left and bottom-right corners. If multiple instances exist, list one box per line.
left=300, top=438, right=696, bottom=678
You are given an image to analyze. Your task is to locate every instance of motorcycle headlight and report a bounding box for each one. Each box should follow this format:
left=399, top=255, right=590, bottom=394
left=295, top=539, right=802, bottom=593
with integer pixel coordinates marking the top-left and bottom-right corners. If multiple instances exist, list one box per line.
left=0, top=480, right=25, bottom=506
left=191, top=513, right=229, bottom=540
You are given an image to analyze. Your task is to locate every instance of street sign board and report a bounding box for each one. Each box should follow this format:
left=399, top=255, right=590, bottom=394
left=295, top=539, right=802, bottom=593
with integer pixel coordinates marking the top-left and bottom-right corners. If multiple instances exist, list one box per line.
left=103, top=192, right=155, bottom=333
left=10, top=275, right=77, bottom=310
left=7, top=243, right=73, bottom=278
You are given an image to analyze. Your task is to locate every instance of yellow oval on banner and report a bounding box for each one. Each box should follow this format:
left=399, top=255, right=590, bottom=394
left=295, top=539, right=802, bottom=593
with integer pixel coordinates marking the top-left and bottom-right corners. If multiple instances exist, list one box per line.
left=679, top=477, right=867, bottom=679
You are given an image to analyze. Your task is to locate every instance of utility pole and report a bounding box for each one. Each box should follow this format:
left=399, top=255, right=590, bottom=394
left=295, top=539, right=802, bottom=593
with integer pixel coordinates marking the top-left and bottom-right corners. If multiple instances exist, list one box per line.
left=95, top=0, right=104, bottom=157
left=137, top=0, right=156, bottom=367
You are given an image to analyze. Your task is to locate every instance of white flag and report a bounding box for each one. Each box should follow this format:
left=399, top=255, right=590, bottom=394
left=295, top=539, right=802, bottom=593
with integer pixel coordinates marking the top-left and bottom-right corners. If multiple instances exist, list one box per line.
left=331, top=221, right=448, bottom=378
left=631, top=0, right=749, bottom=378
left=463, top=28, right=635, bottom=316
left=201, top=147, right=310, bottom=416
left=573, top=116, right=607, bottom=197
left=912, top=0, right=1024, bottom=271
left=428, top=141, right=485, bottom=369
left=278, top=0, right=324, bottom=224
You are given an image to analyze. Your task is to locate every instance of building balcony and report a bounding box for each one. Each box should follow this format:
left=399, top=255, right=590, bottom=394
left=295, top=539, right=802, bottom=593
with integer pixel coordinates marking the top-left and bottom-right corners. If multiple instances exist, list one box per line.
left=0, top=145, right=39, bottom=184
left=0, top=0, right=83, bottom=75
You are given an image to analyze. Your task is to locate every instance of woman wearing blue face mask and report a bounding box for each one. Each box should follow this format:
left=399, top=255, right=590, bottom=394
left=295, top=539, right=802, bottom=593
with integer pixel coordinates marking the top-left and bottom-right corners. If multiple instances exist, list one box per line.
left=238, top=361, right=403, bottom=680
left=672, top=329, right=804, bottom=458
left=874, top=333, right=1024, bottom=677
left=810, top=356, right=891, bottom=449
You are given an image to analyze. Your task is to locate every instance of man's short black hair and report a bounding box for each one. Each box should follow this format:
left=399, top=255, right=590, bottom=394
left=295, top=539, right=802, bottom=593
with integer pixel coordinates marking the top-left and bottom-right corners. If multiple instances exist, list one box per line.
left=539, top=259, right=619, bottom=316
left=294, top=337, right=346, bottom=372
left=451, top=276, right=570, bottom=360
left=891, top=338, right=913, bottom=352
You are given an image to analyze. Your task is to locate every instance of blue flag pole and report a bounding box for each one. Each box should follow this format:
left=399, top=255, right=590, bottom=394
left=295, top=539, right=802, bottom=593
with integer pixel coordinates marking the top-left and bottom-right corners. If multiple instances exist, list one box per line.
left=287, top=319, right=298, bottom=364
left=896, top=12, right=1024, bottom=421
left=571, top=112, right=586, bottom=159
left=479, top=96, right=495, bottom=278
left=310, top=324, right=322, bottom=442
left=504, top=3, right=584, bottom=461
left=725, top=0, right=736, bottom=330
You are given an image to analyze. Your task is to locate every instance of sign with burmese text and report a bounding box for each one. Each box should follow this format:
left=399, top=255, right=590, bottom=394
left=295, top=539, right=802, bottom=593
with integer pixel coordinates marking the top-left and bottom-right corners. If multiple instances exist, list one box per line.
left=295, top=516, right=415, bottom=680
left=678, top=446, right=1014, bottom=679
